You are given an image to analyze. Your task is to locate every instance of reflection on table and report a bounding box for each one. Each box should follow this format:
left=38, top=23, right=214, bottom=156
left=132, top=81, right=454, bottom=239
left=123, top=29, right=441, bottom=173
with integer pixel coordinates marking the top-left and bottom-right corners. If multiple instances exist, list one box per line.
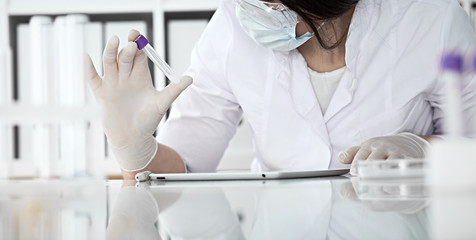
left=107, top=177, right=431, bottom=240
left=0, top=180, right=106, bottom=240
left=3, top=175, right=475, bottom=239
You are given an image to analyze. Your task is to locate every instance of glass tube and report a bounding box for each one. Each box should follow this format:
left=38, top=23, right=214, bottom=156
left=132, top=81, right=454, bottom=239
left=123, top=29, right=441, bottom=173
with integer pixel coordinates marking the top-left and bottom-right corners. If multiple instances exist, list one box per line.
left=135, top=34, right=181, bottom=84
left=30, top=16, right=54, bottom=179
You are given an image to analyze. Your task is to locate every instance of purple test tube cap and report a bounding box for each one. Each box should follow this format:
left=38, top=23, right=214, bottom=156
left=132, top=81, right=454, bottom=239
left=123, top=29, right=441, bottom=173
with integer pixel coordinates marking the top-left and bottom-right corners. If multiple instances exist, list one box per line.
left=473, top=55, right=476, bottom=72
left=441, top=53, right=463, bottom=73
left=134, top=34, right=149, bottom=50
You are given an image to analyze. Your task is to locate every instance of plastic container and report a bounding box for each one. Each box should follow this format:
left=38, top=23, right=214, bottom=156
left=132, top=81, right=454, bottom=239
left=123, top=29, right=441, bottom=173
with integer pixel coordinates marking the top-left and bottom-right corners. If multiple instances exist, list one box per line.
left=357, top=159, right=427, bottom=179
left=352, top=177, right=429, bottom=200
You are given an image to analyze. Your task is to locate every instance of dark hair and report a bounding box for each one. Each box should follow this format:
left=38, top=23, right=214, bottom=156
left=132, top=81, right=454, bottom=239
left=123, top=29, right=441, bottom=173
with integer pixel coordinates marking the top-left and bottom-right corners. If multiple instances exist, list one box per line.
left=280, top=0, right=360, bottom=50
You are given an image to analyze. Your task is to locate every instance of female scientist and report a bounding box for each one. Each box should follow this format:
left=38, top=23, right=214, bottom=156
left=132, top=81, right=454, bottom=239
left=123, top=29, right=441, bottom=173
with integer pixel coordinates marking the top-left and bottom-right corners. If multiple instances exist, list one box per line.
left=86, top=0, right=476, bottom=178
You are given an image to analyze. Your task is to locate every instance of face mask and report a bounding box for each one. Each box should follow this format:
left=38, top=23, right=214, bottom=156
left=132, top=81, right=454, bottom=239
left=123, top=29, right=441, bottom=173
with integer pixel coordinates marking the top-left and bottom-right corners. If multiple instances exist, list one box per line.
left=235, top=0, right=314, bottom=51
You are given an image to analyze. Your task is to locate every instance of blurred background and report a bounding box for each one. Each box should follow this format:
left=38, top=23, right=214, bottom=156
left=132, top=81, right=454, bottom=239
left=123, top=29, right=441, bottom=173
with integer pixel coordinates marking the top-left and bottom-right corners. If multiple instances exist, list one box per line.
left=0, top=0, right=475, bottom=179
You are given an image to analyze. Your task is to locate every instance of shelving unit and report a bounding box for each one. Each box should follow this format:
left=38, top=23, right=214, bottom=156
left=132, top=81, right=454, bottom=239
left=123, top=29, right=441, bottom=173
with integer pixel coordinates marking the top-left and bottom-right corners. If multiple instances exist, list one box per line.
left=1, top=0, right=233, bottom=178
left=7, top=0, right=219, bottom=88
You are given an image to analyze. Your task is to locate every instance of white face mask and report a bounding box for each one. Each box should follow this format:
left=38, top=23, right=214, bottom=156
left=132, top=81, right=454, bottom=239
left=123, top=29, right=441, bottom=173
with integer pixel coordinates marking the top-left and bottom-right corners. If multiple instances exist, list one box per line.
left=235, top=0, right=314, bottom=51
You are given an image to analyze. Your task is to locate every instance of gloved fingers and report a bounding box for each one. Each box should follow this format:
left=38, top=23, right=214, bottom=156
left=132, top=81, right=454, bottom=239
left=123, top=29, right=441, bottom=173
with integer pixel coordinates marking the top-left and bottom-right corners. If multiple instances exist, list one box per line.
left=84, top=53, right=102, bottom=92
left=156, top=75, right=193, bottom=113
left=127, top=29, right=145, bottom=58
left=354, top=147, right=372, bottom=161
left=117, top=42, right=138, bottom=79
left=339, top=146, right=360, bottom=164
left=350, top=159, right=359, bottom=176
left=350, top=147, right=372, bottom=176
left=128, top=29, right=141, bottom=42
left=103, top=35, right=120, bottom=76
left=367, top=151, right=388, bottom=160
left=131, top=46, right=148, bottom=77
left=387, top=154, right=404, bottom=160
left=127, top=29, right=146, bottom=60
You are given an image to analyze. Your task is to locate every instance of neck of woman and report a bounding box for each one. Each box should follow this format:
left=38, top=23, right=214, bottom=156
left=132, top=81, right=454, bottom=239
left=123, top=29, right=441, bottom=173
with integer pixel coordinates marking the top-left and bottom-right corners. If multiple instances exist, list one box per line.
left=297, top=7, right=355, bottom=73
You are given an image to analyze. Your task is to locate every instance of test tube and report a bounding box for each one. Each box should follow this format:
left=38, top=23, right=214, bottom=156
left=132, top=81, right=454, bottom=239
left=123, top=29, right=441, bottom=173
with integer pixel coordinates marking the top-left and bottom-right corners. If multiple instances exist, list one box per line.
left=440, top=53, right=464, bottom=138
left=62, top=15, right=89, bottom=179
left=474, top=54, right=476, bottom=72
left=0, top=48, right=11, bottom=179
left=473, top=54, right=476, bottom=137
left=56, top=14, right=101, bottom=179
left=30, top=16, right=55, bottom=178
left=0, top=123, right=11, bottom=180
left=134, top=34, right=181, bottom=84
left=0, top=0, right=10, bottom=179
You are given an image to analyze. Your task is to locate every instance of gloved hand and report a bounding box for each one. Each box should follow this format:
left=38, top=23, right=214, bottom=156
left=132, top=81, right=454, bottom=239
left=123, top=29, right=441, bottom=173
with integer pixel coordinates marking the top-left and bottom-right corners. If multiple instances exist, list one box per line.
left=339, top=132, right=431, bottom=176
left=85, top=29, right=192, bottom=171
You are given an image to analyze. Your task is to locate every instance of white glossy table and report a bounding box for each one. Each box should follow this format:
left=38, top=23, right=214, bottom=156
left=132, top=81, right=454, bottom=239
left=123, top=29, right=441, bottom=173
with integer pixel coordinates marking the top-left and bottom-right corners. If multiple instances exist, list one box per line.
left=1, top=175, right=475, bottom=239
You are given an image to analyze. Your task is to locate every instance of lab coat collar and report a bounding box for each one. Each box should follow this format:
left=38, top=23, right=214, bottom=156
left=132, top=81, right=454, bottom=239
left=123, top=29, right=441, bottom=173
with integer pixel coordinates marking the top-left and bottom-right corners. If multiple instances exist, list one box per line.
left=274, top=50, right=331, bottom=145
left=284, top=51, right=355, bottom=125
left=325, top=0, right=380, bottom=122
left=274, top=50, right=317, bottom=118
left=323, top=69, right=355, bottom=122
left=345, top=0, right=380, bottom=87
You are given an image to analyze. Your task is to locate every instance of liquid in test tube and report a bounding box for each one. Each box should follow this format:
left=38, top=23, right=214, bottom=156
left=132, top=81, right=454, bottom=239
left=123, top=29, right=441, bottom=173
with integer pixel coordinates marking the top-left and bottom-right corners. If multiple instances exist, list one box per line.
left=134, top=34, right=181, bottom=84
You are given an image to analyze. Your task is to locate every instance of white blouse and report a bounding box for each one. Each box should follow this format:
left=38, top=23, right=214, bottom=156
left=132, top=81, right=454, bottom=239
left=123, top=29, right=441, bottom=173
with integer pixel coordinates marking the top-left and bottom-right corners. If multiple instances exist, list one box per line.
left=309, top=67, right=346, bottom=114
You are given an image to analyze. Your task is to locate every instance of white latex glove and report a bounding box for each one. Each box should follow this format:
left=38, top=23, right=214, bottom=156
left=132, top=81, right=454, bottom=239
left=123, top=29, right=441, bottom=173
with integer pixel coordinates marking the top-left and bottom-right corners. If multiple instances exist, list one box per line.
left=339, top=132, right=431, bottom=176
left=86, top=30, right=192, bottom=171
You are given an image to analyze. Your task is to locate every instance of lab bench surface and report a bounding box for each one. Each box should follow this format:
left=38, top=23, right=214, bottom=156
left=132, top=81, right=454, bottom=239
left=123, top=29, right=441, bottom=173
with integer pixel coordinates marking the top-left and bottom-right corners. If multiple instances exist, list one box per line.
left=0, top=176, right=474, bottom=240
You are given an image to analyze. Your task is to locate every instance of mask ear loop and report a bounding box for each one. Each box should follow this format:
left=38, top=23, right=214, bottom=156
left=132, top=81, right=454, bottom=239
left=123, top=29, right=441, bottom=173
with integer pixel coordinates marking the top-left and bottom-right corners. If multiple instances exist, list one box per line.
left=238, top=0, right=290, bottom=30
left=294, top=15, right=326, bottom=33
left=292, top=19, right=325, bottom=41
left=316, top=20, right=326, bottom=31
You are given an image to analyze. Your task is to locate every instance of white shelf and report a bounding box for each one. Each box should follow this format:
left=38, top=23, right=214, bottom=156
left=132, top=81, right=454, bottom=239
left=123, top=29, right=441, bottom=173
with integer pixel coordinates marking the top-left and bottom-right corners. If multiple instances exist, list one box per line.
left=9, top=0, right=157, bottom=15
left=8, top=0, right=220, bottom=15
left=162, top=0, right=220, bottom=12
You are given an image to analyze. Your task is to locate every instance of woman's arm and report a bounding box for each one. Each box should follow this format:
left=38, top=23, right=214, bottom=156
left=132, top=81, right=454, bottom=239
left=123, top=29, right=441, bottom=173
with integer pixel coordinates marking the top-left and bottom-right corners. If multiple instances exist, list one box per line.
left=121, top=143, right=185, bottom=180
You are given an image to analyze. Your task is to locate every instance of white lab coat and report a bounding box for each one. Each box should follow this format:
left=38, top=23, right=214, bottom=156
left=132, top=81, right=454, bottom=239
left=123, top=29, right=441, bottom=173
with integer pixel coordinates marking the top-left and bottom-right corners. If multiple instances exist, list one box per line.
left=158, top=0, right=476, bottom=173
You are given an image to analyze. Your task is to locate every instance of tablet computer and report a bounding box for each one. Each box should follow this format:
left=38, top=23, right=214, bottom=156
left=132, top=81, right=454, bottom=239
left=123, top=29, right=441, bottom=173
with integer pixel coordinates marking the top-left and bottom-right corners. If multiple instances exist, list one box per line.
left=137, top=169, right=349, bottom=181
